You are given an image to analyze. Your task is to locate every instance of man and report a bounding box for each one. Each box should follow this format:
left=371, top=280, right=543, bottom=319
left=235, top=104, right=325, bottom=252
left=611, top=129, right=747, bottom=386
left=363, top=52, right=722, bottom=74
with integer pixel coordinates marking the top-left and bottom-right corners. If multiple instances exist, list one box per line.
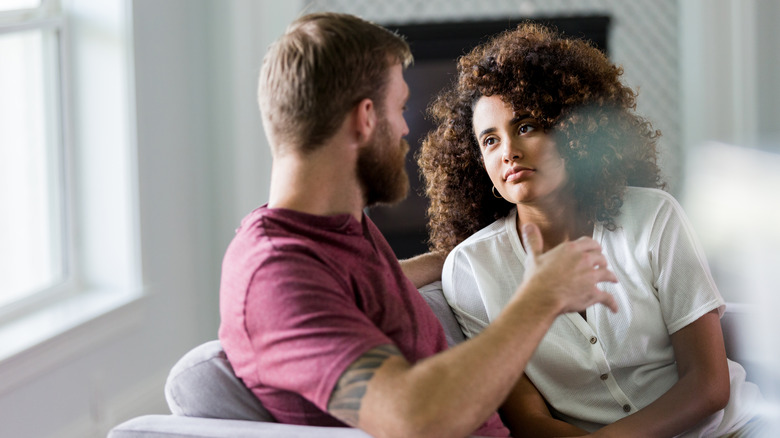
left=218, top=12, right=618, bottom=438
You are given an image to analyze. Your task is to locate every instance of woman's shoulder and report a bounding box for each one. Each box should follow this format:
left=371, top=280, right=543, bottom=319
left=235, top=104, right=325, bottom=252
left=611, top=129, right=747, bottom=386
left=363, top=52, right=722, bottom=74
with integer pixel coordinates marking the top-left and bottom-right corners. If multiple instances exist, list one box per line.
left=450, top=212, right=515, bottom=255
left=443, top=212, right=519, bottom=297
left=624, top=186, right=676, bottom=204
left=620, top=187, right=683, bottom=221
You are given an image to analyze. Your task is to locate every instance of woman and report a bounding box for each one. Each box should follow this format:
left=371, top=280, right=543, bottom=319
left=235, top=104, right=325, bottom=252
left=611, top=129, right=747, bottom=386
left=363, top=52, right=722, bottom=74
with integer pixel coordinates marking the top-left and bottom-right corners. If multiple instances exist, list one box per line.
left=419, top=23, right=764, bottom=437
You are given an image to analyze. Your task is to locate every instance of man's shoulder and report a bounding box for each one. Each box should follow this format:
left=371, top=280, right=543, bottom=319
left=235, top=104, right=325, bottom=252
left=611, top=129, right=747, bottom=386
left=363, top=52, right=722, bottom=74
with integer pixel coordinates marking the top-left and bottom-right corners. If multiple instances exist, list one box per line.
left=230, top=206, right=330, bottom=253
left=221, top=208, right=339, bottom=293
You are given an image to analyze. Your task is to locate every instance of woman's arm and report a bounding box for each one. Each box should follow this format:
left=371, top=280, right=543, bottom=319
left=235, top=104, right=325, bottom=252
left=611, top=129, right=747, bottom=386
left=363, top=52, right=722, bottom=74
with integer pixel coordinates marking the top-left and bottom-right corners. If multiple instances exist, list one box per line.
left=500, top=374, right=589, bottom=437
left=591, top=309, right=730, bottom=438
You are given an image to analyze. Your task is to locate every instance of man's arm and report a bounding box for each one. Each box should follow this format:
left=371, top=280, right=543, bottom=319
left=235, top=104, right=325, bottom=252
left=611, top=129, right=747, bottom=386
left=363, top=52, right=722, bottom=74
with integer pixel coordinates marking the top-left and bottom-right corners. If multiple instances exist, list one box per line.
left=328, top=223, right=618, bottom=438
left=399, top=251, right=447, bottom=288
left=328, top=344, right=402, bottom=426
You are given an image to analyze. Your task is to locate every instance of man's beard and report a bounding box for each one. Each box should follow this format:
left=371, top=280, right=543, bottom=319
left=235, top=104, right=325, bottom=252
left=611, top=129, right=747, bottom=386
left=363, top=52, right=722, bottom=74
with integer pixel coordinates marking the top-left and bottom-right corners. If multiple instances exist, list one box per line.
left=356, top=118, right=410, bottom=207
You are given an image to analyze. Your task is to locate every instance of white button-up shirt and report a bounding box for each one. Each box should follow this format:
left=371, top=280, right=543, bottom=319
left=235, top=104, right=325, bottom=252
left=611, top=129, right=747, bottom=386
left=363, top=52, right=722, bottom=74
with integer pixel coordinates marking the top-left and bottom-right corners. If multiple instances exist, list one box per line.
left=442, top=187, right=761, bottom=436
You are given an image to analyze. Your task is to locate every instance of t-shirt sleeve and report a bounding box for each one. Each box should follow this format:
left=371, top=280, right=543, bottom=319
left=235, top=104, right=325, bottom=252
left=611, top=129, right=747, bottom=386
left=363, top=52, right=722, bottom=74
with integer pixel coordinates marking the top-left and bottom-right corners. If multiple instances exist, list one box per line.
left=441, top=248, right=491, bottom=339
left=648, top=192, right=726, bottom=334
left=244, top=249, right=394, bottom=413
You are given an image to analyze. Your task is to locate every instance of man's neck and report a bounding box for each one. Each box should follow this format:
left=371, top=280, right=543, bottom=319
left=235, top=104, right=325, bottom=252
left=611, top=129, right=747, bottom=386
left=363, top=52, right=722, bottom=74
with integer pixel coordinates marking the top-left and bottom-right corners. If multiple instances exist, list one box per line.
left=268, top=142, right=365, bottom=222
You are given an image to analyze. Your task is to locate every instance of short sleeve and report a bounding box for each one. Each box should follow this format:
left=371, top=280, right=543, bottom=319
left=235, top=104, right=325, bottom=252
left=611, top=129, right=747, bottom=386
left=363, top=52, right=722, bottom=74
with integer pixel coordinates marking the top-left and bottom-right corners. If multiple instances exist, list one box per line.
left=245, top=250, right=393, bottom=412
left=442, top=249, right=491, bottom=339
left=648, top=193, right=726, bottom=334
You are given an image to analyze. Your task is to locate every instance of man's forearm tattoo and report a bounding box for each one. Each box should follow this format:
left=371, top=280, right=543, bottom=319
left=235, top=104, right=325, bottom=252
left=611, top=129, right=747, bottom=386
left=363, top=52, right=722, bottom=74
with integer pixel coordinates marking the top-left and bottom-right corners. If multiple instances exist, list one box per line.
left=327, top=344, right=401, bottom=426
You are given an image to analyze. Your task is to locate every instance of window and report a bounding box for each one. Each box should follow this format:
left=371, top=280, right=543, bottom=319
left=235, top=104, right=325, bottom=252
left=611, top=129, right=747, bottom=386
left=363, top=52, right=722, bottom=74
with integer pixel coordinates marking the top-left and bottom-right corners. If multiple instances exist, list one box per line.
left=0, top=0, right=69, bottom=315
left=0, top=0, right=141, bottom=367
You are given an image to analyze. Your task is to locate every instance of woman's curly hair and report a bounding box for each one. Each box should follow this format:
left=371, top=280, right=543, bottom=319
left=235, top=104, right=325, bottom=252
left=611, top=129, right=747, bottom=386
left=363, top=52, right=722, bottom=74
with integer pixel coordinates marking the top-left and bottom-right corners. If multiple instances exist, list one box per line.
left=418, top=23, right=665, bottom=253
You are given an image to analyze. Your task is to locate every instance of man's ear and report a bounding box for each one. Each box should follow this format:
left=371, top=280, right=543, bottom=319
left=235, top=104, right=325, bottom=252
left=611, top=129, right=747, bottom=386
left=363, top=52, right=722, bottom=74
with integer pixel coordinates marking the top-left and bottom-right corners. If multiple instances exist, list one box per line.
left=353, top=98, right=376, bottom=144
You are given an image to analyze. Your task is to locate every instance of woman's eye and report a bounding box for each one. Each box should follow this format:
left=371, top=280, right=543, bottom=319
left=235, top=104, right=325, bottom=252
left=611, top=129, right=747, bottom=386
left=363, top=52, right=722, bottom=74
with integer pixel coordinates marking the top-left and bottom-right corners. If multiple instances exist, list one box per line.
left=483, top=137, right=497, bottom=147
left=519, top=123, right=536, bottom=134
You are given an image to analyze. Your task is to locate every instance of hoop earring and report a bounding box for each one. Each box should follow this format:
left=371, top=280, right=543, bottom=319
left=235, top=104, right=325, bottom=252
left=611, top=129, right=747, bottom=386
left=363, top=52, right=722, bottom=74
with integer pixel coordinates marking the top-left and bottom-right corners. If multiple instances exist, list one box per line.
left=492, top=186, right=503, bottom=199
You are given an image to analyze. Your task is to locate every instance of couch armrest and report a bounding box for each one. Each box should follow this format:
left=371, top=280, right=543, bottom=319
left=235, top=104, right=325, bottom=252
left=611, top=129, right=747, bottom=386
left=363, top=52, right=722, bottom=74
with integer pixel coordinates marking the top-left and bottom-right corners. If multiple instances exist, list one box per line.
left=108, top=415, right=374, bottom=438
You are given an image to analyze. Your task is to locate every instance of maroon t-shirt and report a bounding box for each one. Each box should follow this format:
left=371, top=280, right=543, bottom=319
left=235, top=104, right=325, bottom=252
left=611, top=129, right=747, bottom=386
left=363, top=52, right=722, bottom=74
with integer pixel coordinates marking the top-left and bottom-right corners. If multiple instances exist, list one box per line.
left=218, top=206, right=509, bottom=437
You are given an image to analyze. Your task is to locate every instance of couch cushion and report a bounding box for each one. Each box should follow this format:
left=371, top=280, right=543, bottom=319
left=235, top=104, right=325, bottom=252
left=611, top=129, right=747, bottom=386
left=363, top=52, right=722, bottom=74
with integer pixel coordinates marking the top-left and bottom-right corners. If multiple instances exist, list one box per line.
left=165, top=340, right=274, bottom=422
left=165, top=282, right=466, bottom=422
left=419, top=281, right=466, bottom=347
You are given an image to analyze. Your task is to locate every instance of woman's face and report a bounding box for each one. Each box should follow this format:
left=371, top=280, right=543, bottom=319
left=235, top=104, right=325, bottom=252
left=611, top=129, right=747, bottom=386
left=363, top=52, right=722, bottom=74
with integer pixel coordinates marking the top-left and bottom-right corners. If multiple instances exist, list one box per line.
left=472, top=95, right=568, bottom=205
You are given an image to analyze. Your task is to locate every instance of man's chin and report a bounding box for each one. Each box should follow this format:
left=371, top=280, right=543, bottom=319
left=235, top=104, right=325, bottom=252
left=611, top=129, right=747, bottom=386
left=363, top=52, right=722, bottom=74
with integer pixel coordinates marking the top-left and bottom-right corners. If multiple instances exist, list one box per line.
left=365, top=174, right=410, bottom=208
left=367, top=188, right=409, bottom=208
left=358, top=133, right=411, bottom=207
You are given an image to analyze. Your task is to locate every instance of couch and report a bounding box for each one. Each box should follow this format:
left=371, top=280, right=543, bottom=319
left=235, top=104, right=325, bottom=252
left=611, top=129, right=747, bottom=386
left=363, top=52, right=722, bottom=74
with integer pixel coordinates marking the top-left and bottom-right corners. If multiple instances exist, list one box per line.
left=108, top=282, right=762, bottom=438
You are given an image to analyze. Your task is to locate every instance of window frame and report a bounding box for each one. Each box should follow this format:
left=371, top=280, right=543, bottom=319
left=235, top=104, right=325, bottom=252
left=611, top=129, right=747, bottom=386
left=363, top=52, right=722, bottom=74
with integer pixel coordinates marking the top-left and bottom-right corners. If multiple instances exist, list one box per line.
left=0, top=0, right=77, bottom=321
left=0, top=0, right=143, bottom=379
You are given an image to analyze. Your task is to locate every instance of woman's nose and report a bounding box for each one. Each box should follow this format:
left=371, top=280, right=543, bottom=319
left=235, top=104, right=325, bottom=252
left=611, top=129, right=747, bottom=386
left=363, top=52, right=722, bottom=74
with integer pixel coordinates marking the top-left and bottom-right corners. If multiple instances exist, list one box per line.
left=502, top=139, right=523, bottom=162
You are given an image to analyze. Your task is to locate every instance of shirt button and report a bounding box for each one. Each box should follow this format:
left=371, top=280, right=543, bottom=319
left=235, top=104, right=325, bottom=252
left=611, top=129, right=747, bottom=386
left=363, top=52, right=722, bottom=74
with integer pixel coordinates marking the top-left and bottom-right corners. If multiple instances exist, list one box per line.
left=600, top=373, right=609, bottom=381
left=623, top=404, right=631, bottom=413
left=590, top=336, right=598, bottom=344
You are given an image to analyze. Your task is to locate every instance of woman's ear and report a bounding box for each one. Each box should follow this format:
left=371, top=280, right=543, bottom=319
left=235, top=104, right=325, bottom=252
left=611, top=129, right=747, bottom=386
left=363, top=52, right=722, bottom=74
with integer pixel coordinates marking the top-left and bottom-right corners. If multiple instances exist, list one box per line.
left=353, top=98, right=376, bottom=144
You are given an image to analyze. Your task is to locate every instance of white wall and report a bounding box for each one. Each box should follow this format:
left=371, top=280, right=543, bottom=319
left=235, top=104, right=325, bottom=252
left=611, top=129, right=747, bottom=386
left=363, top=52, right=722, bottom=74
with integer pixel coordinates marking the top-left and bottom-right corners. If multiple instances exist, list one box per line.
left=681, top=0, right=778, bottom=152
left=0, top=1, right=298, bottom=437
left=1, top=1, right=778, bottom=437
left=680, top=0, right=780, bottom=408
left=679, top=0, right=780, bottom=307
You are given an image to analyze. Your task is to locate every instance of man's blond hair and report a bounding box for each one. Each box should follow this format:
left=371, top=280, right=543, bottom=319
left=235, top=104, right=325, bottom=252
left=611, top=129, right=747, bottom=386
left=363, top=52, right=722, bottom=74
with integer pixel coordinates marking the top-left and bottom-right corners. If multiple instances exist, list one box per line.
left=259, top=13, right=412, bottom=155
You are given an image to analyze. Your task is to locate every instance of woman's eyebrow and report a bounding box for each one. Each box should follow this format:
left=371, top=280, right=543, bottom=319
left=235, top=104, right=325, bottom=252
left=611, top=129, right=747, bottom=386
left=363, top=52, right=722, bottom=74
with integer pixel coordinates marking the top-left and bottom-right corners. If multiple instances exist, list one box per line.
left=477, top=127, right=496, bottom=138
left=477, top=113, right=534, bottom=139
left=512, top=113, right=533, bottom=122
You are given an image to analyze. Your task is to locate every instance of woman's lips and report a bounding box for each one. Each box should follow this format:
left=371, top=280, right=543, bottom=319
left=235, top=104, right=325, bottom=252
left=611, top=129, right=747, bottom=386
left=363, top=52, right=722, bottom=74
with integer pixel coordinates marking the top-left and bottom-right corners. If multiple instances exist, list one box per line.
left=505, top=166, right=534, bottom=182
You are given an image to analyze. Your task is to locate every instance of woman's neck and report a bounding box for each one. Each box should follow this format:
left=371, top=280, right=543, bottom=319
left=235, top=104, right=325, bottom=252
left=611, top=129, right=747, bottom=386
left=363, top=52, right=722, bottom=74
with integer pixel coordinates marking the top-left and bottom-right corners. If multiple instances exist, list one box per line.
left=515, top=191, right=592, bottom=252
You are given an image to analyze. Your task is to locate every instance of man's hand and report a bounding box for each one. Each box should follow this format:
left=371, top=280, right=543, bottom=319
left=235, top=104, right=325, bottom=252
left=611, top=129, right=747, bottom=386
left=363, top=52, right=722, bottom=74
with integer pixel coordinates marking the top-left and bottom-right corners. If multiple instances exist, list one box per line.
left=399, top=251, right=448, bottom=288
left=330, top=225, right=616, bottom=438
left=518, top=223, right=618, bottom=314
